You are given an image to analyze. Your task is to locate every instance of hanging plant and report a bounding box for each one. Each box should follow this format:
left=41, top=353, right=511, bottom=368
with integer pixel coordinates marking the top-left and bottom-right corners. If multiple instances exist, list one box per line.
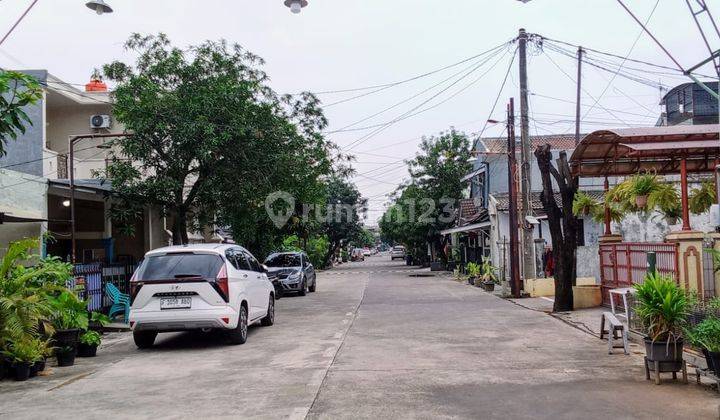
left=628, top=172, right=661, bottom=209
left=591, top=203, right=625, bottom=224
left=572, top=191, right=601, bottom=217
left=660, top=202, right=683, bottom=225
left=689, top=180, right=716, bottom=215
left=648, top=183, right=679, bottom=211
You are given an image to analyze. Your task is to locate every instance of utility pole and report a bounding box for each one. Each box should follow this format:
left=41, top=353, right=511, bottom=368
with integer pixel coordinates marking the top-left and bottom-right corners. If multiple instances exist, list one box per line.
left=517, top=28, right=535, bottom=280
left=507, top=98, right=521, bottom=298
left=574, top=46, right=584, bottom=145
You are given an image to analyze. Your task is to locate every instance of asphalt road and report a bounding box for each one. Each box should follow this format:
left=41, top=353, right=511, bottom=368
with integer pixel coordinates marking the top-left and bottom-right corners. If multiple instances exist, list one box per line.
left=0, top=255, right=717, bottom=419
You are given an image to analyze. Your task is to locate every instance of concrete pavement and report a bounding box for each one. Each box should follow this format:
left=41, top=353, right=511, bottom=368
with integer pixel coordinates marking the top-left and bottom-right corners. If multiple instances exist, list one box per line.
left=0, top=255, right=717, bottom=419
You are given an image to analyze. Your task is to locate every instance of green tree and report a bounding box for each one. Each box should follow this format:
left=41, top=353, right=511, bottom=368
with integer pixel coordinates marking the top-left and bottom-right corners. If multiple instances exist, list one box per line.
left=0, top=70, right=42, bottom=156
left=320, top=176, right=367, bottom=266
left=379, top=183, right=432, bottom=263
left=102, top=34, right=333, bottom=245
left=381, top=129, right=472, bottom=261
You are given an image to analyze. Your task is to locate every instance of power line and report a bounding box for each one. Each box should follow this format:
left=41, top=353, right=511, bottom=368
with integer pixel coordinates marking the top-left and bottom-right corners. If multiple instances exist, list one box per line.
left=309, top=40, right=515, bottom=96
left=326, top=44, right=508, bottom=134
left=580, top=0, right=660, bottom=123
left=342, top=47, right=513, bottom=151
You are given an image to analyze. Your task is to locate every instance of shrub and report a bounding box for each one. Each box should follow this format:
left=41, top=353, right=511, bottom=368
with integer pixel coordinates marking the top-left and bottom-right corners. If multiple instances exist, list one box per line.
left=634, top=272, right=688, bottom=342
left=79, top=330, right=102, bottom=347
left=685, top=318, right=720, bottom=352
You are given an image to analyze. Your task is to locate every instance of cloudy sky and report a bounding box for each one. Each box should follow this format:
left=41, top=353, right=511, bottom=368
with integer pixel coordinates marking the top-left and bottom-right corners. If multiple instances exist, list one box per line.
left=1, top=0, right=716, bottom=224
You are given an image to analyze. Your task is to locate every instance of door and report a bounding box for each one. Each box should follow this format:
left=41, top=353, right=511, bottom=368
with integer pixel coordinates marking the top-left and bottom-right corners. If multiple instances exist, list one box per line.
left=225, top=248, right=255, bottom=313
left=243, top=250, right=269, bottom=319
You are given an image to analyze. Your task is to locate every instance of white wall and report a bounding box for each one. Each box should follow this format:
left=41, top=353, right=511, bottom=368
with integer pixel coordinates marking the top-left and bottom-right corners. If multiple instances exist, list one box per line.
left=0, top=169, right=47, bottom=257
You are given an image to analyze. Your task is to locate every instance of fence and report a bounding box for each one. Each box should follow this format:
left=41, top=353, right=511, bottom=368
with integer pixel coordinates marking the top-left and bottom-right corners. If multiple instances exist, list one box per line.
left=71, top=262, right=136, bottom=312
left=599, top=242, right=679, bottom=306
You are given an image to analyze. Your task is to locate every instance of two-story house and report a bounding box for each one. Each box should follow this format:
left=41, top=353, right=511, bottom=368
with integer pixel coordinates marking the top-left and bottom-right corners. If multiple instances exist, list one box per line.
left=0, top=70, right=173, bottom=261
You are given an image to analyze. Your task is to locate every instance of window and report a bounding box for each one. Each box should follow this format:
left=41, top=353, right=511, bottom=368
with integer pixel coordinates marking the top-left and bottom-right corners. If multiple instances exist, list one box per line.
left=244, top=251, right=262, bottom=272
left=265, top=253, right=301, bottom=267
left=134, top=253, right=224, bottom=281
left=233, top=249, right=252, bottom=271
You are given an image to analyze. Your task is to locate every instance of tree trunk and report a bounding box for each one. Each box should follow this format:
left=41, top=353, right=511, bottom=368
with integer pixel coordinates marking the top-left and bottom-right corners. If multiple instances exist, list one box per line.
left=534, top=145, right=579, bottom=312
left=323, top=240, right=339, bottom=267
left=172, top=209, right=189, bottom=245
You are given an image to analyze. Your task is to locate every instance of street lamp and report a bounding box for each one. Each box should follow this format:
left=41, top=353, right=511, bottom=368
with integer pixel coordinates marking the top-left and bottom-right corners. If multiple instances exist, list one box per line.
left=86, top=0, right=113, bottom=15
left=284, top=0, right=308, bottom=14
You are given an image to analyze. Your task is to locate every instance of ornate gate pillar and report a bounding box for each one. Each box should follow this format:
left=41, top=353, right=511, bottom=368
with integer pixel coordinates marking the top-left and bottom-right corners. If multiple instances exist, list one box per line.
left=666, top=230, right=705, bottom=295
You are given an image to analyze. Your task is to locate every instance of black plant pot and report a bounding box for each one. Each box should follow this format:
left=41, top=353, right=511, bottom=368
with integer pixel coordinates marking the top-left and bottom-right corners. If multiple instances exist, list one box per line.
left=53, top=328, right=80, bottom=348
left=447, top=261, right=456, bottom=271
left=468, top=276, right=475, bottom=286
left=12, top=362, right=31, bottom=381
left=56, top=348, right=77, bottom=367
left=0, top=359, right=6, bottom=381
left=77, top=342, right=98, bottom=358
left=34, top=359, right=46, bottom=374
left=644, top=338, right=684, bottom=372
left=704, top=350, right=720, bottom=375
left=482, top=281, right=496, bottom=292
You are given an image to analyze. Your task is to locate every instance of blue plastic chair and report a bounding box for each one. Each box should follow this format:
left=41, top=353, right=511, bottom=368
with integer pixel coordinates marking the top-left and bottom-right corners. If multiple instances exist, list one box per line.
left=106, top=283, right=130, bottom=324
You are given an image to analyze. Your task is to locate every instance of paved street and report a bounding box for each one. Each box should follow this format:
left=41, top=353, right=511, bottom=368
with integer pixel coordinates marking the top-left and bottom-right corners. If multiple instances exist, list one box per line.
left=0, top=255, right=718, bottom=419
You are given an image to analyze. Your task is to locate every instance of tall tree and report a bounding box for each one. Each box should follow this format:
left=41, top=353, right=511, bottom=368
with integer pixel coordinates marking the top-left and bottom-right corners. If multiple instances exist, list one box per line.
left=0, top=70, right=42, bottom=156
left=379, top=183, right=433, bottom=263
left=534, top=145, right=579, bottom=312
left=406, top=129, right=472, bottom=261
left=320, top=176, right=366, bottom=266
left=102, top=34, right=333, bottom=245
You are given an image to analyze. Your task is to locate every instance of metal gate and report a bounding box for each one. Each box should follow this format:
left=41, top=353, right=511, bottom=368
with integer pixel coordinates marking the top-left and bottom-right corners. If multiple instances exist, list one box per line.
left=599, top=242, right=679, bottom=306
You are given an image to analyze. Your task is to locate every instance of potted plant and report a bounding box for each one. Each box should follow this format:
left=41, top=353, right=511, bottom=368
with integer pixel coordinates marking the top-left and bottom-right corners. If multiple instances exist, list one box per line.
left=628, top=172, right=660, bottom=209
left=77, top=330, right=102, bottom=357
left=340, top=249, right=348, bottom=263
left=2, top=336, right=44, bottom=381
left=49, top=291, right=89, bottom=350
left=689, top=180, right=716, bottom=215
left=660, top=202, right=682, bottom=225
left=466, top=262, right=480, bottom=286
left=55, top=345, right=76, bottom=367
left=634, top=272, right=688, bottom=375
left=480, top=260, right=498, bottom=292
left=686, top=317, right=720, bottom=375
left=572, top=191, right=601, bottom=217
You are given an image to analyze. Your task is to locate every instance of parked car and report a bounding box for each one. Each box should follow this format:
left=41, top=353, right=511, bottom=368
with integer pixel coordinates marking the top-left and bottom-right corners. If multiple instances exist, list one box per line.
left=263, top=252, right=316, bottom=295
left=128, top=244, right=275, bottom=348
left=390, top=246, right=406, bottom=260
left=351, top=248, right=365, bottom=261
left=362, top=248, right=372, bottom=257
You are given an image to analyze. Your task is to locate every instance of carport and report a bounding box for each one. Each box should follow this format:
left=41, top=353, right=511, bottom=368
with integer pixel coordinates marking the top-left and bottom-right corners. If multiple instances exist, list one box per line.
left=570, top=124, right=720, bottom=233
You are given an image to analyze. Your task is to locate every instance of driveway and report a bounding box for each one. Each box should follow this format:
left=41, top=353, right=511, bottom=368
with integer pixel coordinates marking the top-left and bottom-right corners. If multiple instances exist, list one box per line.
left=0, top=256, right=717, bottom=419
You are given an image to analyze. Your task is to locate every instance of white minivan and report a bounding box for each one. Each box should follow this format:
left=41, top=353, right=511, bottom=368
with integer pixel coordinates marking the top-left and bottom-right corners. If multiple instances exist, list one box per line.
left=129, top=244, right=275, bottom=348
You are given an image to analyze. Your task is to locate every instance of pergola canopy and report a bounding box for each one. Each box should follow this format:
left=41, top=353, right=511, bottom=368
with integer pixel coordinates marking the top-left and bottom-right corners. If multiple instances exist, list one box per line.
left=570, top=125, right=720, bottom=177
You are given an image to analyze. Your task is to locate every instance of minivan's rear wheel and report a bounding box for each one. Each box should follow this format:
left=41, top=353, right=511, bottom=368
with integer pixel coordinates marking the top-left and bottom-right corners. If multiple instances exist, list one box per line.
left=261, top=296, right=274, bottom=327
left=133, top=331, right=157, bottom=349
left=309, top=280, right=316, bottom=293
left=227, top=305, right=248, bottom=345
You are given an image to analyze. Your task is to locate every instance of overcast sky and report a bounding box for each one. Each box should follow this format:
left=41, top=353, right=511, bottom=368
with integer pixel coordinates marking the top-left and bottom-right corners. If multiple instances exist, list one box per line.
left=1, top=0, right=717, bottom=224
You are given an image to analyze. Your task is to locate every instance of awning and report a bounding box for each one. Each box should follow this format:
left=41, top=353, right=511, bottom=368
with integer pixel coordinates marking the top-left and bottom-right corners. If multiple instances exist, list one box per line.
left=440, top=221, right=491, bottom=235
left=570, top=124, right=720, bottom=177
left=0, top=212, right=47, bottom=224
left=461, top=167, right=485, bottom=182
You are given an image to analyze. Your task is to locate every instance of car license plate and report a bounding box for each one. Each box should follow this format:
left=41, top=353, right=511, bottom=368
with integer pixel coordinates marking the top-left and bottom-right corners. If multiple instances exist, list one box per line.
left=160, top=297, right=191, bottom=310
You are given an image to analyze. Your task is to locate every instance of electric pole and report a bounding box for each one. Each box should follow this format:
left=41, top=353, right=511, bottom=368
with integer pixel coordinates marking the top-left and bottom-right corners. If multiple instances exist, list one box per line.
left=507, top=98, right=521, bottom=298
left=518, top=28, right=535, bottom=280
left=575, top=46, right=583, bottom=145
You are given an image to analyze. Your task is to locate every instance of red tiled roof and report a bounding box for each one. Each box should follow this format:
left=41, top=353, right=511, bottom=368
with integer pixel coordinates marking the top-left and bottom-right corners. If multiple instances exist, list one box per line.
left=478, top=134, right=580, bottom=154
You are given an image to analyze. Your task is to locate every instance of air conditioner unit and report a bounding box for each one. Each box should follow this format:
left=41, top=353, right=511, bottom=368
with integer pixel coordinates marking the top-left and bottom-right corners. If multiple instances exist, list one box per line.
left=90, top=114, right=111, bottom=129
